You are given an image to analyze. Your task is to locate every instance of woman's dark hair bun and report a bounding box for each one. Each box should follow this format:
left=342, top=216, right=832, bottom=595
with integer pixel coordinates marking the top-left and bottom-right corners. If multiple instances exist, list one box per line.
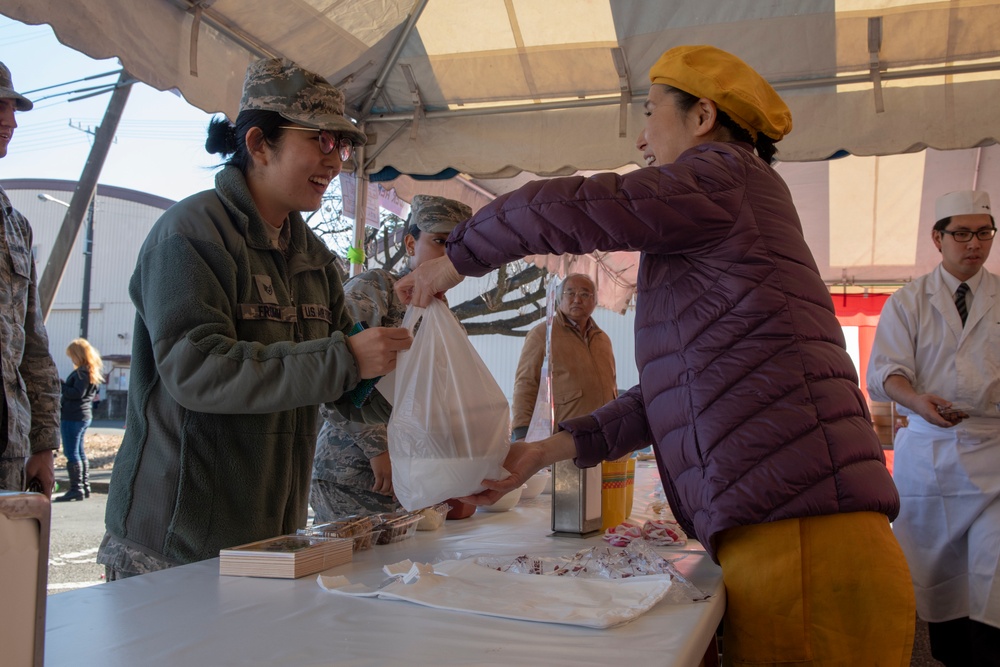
left=205, top=116, right=239, bottom=156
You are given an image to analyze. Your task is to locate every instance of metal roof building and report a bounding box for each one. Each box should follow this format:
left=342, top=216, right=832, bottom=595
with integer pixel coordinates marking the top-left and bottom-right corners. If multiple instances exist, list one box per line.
left=2, top=178, right=173, bottom=415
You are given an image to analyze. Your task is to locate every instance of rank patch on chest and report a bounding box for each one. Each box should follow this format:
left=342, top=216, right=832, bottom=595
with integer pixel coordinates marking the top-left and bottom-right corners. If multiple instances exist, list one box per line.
left=253, top=274, right=279, bottom=304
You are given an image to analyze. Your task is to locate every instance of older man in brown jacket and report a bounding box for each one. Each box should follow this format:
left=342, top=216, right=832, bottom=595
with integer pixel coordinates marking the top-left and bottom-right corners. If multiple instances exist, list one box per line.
left=511, top=274, right=617, bottom=440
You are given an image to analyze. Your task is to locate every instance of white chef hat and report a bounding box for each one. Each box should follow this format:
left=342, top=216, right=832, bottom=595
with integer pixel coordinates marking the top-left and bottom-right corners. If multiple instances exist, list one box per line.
left=935, top=190, right=992, bottom=223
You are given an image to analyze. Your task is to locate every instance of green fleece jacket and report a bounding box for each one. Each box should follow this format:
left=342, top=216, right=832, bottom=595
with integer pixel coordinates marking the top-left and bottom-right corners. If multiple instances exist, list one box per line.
left=105, top=167, right=386, bottom=565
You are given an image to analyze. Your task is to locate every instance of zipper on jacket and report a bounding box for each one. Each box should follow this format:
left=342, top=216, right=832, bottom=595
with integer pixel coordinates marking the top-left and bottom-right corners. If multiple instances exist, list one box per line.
left=273, top=252, right=303, bottom=342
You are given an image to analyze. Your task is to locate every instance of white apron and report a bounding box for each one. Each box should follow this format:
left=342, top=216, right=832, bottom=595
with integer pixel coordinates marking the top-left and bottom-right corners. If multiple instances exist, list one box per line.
left=893, top=416, right=1000, bottom=627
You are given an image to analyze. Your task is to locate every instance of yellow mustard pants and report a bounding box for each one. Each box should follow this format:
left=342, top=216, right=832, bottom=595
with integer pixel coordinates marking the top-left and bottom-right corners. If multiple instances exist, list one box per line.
left=716, top=512, right=915, bottom=666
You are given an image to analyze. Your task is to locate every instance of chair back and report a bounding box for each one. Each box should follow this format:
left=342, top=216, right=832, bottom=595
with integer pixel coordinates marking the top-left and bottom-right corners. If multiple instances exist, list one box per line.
left=0, top=491, right=51, bottom=667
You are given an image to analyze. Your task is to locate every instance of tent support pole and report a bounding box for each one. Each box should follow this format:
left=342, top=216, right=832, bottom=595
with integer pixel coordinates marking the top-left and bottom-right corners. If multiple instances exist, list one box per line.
left=358, top=0, right=430, bottom=119
left=352, top=125, right=369, bottom=278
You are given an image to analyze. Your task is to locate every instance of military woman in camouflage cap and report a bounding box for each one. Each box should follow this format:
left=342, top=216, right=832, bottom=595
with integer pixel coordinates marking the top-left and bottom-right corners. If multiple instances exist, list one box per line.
left=310, top=194, right=472, bottom=520
left=98, top=58, right=412, bottom=579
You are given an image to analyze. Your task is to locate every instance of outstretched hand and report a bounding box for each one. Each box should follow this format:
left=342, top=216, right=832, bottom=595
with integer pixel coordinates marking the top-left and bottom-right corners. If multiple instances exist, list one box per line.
left=882, top=375, right=969, bottom=429
left=394, top=255, right=463, bottom=307
left=345, top=326, right=412, bottom=378
left=459, top=431, right=576, bottom=506
left=913, top=393, right=969, bottom=428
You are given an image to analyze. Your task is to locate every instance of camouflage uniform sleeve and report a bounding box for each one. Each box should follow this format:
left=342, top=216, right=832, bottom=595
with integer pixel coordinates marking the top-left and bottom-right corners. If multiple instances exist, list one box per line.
left=330, top=416, right=390, bottom=460
left=313, top=404, right=387, bottom=484
left=22, top=228, right=60, bottom=453
left=342, top=269, right=407, bottom=329
left=353, top=422, right=389, bottom=459
left=326, top=269, right=403, bottom=425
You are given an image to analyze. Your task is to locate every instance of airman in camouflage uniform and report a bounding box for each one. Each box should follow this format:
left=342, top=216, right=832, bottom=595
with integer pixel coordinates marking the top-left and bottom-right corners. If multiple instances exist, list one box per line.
left=310, top=195, right=472, bottom=520
left=0, top=61, right=61, bottom=495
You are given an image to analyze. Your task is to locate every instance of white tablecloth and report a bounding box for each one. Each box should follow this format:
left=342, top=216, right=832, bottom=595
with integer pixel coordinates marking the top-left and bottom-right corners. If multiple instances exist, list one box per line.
left=45, top=463, right=724, bottom=667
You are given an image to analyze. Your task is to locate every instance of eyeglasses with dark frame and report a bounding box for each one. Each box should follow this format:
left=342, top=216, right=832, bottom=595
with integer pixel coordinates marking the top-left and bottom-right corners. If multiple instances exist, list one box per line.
left=278, top=126, right=354, bottom=161
left=939, top=227, right=997, bottom=243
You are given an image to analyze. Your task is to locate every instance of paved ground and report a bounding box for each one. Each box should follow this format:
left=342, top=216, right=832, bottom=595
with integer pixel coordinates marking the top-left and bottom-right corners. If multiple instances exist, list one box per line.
left=47, top=420, right=120, bottom=594
left=47, top=492, right=107, bottom=594
left=911, top=621, right=942, bottom=667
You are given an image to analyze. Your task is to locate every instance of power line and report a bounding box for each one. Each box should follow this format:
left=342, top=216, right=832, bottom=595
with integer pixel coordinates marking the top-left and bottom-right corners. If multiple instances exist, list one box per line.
left=22, top=70, right=121, bottom=96
left=11, top=118, right=209, bottom=154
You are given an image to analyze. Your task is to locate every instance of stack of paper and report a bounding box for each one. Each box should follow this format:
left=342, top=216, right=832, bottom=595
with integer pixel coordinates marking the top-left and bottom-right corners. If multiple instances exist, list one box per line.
left=220, top=535, right=352, bottom=579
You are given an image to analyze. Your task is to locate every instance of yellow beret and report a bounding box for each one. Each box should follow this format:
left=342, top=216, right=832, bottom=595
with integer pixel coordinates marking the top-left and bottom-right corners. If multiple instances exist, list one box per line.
left=649, top=45, right=792, bottom=142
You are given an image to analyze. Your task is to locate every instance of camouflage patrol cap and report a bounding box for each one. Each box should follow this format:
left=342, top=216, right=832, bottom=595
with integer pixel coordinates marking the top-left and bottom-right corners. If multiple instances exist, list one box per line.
left=0, top=61, right=33, bottom=111
left=408, top=195, right=472, bottom=234
left=240, top=58, right=365, bottom=146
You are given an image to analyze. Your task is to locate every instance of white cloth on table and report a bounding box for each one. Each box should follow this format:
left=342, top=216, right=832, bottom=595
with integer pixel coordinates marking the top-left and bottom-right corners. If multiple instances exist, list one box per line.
left=318, top=558, right=675, bottom=629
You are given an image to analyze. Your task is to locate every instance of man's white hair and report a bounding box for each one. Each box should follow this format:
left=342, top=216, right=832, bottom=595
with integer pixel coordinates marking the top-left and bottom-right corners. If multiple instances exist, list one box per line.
left=558, top=273, right=597, bottom=299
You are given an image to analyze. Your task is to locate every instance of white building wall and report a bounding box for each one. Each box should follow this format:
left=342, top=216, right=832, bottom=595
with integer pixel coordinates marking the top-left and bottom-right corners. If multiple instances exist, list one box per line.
left=2, top=179, right=172, bottom=383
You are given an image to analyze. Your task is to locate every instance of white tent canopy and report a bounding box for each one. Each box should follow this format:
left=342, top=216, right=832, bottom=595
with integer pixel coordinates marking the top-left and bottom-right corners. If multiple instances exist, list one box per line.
left=3, top=0, right=999, bottom=310
left=5, top=0, right=1000, bottom=178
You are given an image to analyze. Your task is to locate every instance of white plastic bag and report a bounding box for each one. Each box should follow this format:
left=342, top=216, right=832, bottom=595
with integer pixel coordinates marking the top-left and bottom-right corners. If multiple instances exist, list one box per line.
left=524, top=278, right=561, bottom=443
left=387, top=299, right=511, bottom=510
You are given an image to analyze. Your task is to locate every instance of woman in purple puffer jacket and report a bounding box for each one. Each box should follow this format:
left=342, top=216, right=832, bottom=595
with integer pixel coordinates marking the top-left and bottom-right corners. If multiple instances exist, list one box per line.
left=399, top=45, right=915, bottom=666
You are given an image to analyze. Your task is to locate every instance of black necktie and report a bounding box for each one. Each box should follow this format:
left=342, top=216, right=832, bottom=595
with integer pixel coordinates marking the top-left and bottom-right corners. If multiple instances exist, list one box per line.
left=955, top=282, right=969, bottom=327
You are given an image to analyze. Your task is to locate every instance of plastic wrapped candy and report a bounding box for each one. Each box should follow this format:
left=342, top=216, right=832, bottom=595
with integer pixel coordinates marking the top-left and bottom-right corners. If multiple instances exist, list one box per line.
left=602, top=519, right=643, bottom=547
left=641, top=519, right=687, bottom=546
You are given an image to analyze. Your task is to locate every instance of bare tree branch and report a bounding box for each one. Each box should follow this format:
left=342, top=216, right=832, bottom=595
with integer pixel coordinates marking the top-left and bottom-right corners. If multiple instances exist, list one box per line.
left=450, top=265, right=546, bottom=314
left=452, top=280, right=546, bottom=320
left=305, top=181, right=549, bottom=336
left=462, top=310, right=546, bottom=336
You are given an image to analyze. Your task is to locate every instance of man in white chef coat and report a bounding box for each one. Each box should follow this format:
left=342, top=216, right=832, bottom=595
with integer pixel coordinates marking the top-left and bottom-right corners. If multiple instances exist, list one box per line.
left=868, top=190, right=1000, bottom=667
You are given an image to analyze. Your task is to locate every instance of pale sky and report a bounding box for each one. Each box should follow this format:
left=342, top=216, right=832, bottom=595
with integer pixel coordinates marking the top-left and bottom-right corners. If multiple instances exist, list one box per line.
left=0, top=16, right=219, bottom=202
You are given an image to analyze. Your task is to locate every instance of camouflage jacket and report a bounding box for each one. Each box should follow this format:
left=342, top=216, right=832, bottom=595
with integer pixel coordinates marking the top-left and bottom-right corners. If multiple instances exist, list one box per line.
left=312, top=268, right=406, bottom=486
left=0, top=187, right=60, bottom=458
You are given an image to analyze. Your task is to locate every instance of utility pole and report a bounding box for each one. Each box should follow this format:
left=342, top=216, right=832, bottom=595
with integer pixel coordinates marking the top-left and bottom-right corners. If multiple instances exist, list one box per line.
left=79, top=196, right=95, bottom=339
left=38, top=70, right=133, bottom=320
left=65, top=121, right=101, bottom=340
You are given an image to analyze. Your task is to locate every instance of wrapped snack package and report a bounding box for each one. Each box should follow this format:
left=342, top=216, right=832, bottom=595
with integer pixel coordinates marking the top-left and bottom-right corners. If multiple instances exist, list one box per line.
left=642, top=519, right=687, bottom=547
left=416, top=503, right=450, bottom=531
left=601, top=518, right=687, bottom=547
left=603, top=519, right=643, bottom=547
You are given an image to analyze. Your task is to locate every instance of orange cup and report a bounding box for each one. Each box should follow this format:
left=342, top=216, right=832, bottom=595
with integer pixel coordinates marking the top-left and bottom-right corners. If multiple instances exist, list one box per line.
left=601, top=457, right=629, bottom=530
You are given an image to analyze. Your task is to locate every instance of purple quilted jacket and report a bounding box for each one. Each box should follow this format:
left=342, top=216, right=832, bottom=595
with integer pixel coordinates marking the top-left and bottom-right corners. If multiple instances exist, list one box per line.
left=448, top=142, right=898, bottom=562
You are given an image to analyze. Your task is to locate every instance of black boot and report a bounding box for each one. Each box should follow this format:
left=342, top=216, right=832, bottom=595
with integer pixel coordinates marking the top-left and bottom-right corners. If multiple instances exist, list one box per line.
left=81, top=458, right=91, bottom=498
left=53, top=462, right=85, bottom=502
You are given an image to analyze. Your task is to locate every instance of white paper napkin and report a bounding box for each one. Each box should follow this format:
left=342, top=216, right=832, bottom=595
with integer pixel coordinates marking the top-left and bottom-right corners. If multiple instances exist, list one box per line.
left=318, top=558, right=674, bottom=629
